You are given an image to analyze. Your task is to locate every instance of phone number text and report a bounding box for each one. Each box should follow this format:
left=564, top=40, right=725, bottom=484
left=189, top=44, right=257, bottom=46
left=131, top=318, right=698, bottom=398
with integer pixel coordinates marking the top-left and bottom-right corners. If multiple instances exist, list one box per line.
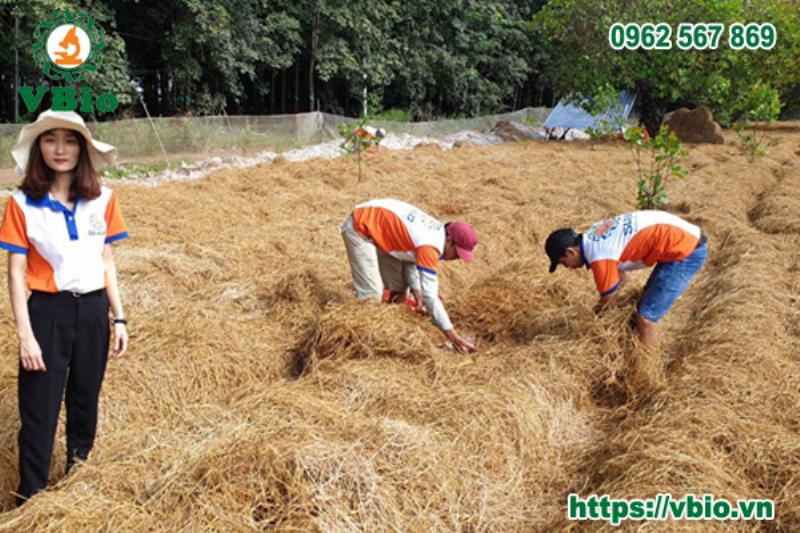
left=608, top=23, right=776, bottom=51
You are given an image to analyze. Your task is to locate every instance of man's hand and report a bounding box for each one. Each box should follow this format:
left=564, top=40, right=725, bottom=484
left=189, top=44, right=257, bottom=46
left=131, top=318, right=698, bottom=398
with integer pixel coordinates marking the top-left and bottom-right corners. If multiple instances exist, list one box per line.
left=445, top=329, right=476, bottom=354
left=594, top=294, right=612, bottom=315
left=20, top=335, right=45, bottom=372
left=412, top=289, right=428, bottom=315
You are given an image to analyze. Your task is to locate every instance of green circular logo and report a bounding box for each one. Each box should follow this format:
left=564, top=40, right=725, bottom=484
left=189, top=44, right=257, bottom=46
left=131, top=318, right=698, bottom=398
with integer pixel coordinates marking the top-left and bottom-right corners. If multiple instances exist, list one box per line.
left=32, top=10, right=105, bottom=83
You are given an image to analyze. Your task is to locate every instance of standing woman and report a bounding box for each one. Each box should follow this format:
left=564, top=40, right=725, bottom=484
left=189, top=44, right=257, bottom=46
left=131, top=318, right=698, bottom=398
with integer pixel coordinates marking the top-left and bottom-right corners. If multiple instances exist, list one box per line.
left=0, top=110, right=129, bottom=504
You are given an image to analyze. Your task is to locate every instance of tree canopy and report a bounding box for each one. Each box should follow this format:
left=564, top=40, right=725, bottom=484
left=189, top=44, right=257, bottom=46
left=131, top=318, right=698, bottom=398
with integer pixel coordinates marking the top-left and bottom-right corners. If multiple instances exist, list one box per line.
left=0, top=0, right=798, bottom=123
left=534, top=0, right=800, bottom=131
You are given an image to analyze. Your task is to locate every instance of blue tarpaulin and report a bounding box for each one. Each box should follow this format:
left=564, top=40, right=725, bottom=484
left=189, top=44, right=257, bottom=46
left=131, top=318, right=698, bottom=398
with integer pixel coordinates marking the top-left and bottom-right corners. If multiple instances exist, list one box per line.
left=543, top=91, right=637, bottom=131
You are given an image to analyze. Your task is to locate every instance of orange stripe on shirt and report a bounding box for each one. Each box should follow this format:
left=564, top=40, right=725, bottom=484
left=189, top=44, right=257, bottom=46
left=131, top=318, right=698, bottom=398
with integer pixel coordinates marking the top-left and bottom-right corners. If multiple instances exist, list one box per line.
left=104, top=191, right=127, bottom=238
left=0, top=196, right=58, bottom=291
left=590, top=259, right=620, bottom=295
left=0, top=196, right=30, bottom=251
left=353, top=206, right=441, bottom=274
left=620, top=224, right=700, bottom=267
left=415, top=245, right=440, bottom=273
left=27, top=245, right=59, bottom=292
left=353, top=206, right=415, bottom=254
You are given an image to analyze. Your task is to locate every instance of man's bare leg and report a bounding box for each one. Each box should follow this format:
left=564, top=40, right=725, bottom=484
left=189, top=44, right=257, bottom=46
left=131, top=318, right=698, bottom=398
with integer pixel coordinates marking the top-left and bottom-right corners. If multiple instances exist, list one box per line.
left=635, top=313, right=659, bottom=348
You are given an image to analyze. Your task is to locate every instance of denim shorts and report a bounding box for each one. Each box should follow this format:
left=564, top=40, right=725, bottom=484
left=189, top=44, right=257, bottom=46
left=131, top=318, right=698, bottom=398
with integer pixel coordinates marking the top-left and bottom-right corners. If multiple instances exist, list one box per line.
left=638, top=241, right=708, bottom=323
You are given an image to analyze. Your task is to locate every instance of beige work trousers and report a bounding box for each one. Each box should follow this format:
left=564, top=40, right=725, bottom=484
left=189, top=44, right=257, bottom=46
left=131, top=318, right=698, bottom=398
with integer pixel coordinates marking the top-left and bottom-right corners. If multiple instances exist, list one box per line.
left=341, top=214, right=419, bottom=301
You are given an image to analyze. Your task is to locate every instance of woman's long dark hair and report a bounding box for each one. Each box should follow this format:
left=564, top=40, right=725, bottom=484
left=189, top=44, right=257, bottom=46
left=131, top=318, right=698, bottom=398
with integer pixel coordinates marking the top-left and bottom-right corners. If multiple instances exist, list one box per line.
left=20, top=129, right=101, bottom=203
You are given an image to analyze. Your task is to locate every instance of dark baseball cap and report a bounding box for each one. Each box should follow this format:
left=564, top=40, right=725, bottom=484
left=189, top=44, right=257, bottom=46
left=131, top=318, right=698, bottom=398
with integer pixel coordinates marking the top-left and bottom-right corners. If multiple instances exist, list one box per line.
left=545, top=228, right=579, bottom=273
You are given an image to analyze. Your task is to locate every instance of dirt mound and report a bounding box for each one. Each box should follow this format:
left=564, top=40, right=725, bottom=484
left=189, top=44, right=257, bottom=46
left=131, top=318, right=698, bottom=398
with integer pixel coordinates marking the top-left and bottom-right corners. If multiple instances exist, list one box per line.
left=664, top=106, right=725, bottom=144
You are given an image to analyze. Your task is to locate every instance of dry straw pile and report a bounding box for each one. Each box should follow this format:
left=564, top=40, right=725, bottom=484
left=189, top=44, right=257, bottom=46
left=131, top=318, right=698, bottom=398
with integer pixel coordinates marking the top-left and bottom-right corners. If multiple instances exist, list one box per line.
left=0, top=123, right=797, bottom=531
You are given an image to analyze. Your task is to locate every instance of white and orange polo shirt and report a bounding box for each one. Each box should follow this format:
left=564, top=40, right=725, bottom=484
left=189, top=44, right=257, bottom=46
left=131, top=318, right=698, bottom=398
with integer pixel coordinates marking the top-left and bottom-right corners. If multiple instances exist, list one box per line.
left=0, top=186, right=128, bottom=293
left=353, top=198, right=445, bottom=274
left=581, top=211, right=702, bottom=296
left=352, top=199, right=453, bottom=330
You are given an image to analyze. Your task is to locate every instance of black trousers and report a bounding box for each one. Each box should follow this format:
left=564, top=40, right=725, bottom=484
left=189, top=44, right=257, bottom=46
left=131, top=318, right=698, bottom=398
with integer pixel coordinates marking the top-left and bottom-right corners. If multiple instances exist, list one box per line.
left=17, top=289, right=110, bottom=502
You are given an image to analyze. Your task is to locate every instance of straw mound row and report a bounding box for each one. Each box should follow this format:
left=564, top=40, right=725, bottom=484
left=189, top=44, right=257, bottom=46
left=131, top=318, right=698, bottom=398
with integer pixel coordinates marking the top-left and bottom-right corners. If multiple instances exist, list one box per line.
left=565, top=231, right=800, bottom=532
left=291, top=302, right=442, bottom=375
left=2, top=355, right=604, bottom=531
left=548, top=138, right=800, bottom=531
left=0, top=122, right=797, bottom=531
left=749, top=159, right=800, bottom=234
left=449, top=260, right=579, bottom=344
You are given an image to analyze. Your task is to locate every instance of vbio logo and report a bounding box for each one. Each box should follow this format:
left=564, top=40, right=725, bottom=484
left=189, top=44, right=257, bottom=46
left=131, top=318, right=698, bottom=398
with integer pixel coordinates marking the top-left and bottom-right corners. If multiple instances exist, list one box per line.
left=18, top=10, right=119, bottom=114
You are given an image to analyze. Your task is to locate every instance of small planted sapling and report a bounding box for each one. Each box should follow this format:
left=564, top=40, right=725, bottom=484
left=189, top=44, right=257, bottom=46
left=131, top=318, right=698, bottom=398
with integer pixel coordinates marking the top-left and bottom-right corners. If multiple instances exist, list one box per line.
left=339, top=119, right=386, bottom=182
left=624, top=124, right=689, bottom=210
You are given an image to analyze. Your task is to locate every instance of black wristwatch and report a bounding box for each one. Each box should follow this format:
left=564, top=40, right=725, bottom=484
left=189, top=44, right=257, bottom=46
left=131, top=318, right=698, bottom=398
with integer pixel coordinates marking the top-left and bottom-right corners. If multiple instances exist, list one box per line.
left=113, top=318, right=128, bottom=325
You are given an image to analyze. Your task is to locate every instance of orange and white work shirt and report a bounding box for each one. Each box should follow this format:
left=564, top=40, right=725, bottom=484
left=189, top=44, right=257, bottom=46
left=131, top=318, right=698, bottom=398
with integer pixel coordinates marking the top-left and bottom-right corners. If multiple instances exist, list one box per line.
left=352, top=199, right=452, bottom=330
left=581, top=210, right=701, bottom=296
left=0, top=186, right=128, bottom=293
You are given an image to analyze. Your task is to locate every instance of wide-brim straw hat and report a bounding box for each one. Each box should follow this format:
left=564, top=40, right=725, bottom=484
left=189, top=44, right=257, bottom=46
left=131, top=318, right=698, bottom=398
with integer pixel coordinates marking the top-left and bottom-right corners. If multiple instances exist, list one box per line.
left=11, top=109, right=117, bottom=175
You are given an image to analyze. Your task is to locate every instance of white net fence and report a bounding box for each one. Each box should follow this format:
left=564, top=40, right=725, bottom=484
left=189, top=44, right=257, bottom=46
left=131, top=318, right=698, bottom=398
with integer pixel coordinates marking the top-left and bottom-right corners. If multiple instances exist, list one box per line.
left=0, top=108, right=552, bottom=168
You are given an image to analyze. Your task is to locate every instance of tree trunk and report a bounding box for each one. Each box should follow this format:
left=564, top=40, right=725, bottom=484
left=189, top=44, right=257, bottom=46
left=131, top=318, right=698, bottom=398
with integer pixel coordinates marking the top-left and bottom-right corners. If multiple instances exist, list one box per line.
left=309, top=4, right=320, bottom=111
left=270, top=71, right=276, bottom=113
left=294, top=61, right=300, bottom=113
left=161, top=71, right=169, bottom=116
left=342, top=79, right=348, bottom=115
left=362, top=74, right=368, bottom=117
left=281, top=69, right=286, bottom=114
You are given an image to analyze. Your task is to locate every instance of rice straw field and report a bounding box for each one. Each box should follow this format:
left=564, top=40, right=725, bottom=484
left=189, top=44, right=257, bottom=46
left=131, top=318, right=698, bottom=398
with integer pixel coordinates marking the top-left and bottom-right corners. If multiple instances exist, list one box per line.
left=0, top=123, right=797, bottom=531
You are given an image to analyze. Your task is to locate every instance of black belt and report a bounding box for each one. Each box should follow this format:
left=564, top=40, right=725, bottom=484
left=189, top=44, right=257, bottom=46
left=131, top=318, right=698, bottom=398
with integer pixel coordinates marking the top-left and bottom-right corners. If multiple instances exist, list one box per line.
left=31, top=289, right=105, bottom=300
left=695, top=232, right=707, bottom=249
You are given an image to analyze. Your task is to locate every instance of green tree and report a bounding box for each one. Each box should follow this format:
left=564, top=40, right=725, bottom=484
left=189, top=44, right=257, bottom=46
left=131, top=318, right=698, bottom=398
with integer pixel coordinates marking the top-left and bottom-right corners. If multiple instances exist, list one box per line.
left=625, top=124, right=689, bottom=210
left=535, top=0, right=800, bottom=132
left=314, top=0, right=404, bottom=116
left=388, top=0, right=538, bottom=119
left=2, top=0, right=554, bottom=120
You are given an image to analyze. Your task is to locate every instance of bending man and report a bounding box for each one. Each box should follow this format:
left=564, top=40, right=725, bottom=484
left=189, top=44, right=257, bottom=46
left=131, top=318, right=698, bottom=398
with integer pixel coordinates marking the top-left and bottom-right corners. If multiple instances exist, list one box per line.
left=545, top=210, right=708, bottom=348
left=342, top=198, right=477, bottom=353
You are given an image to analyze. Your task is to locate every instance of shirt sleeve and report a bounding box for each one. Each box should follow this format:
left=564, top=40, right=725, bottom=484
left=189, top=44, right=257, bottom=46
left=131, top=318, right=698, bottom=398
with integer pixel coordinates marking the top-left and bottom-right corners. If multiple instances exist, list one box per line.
left=104, top=191, right=129, bottom=244
left=414, top=245, right=452, bottom=329
left=403, top=262, right=421, bottom=292
left=419, top=268, right=453, bottom=331
left=0, top=197, right=30, bottom=255
left=415, top=245, right=440, bottom=275
left=590, top=259, right=621, bottom=296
